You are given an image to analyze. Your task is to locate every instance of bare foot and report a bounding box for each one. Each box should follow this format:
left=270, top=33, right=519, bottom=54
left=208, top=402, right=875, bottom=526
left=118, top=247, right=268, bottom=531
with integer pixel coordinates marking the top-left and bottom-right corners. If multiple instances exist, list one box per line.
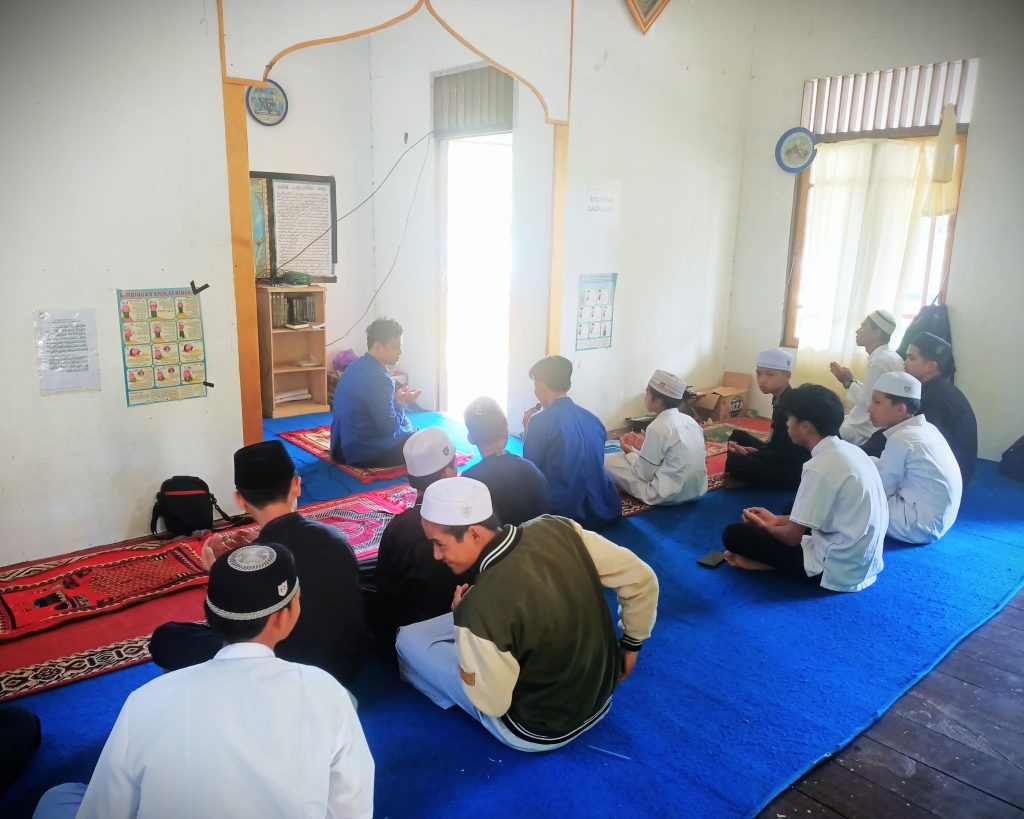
left=723, top=550, right=774, bottom=571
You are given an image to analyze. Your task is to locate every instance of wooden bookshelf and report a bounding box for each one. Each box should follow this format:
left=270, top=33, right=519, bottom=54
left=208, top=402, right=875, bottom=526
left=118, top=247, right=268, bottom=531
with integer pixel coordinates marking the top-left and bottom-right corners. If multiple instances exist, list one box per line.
left=255, top=285, right=330, bottom=418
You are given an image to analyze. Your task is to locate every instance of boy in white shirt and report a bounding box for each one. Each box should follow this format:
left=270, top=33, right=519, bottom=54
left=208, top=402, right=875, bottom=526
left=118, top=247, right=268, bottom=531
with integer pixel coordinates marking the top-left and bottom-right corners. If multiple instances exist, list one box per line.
left=867, top=371, right=962, bottom=544
left=34, top=543, right=375, bottom=819
left=721, top=384, right=888, bottom=592
left=605, top=370, right=707, bottom=505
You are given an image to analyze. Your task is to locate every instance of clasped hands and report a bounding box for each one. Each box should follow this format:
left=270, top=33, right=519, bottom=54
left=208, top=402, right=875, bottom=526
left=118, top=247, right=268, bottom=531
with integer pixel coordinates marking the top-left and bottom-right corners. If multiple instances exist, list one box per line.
left=619, top=430, right=646, bottom=454
left=200, top=529, right=259, bottom=572
left=394, top=384, right=422, bottom=405
left=828, top=361, right=854, bottom=390
left=741, top=506, right=784, bottom=530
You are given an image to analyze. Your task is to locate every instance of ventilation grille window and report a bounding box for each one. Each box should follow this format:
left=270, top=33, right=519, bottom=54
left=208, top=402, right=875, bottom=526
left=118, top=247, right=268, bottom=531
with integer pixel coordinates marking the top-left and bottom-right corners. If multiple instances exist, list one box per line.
left=800, top=59, right=978, bottom=136
left=433, top=65, right=514, bottom=139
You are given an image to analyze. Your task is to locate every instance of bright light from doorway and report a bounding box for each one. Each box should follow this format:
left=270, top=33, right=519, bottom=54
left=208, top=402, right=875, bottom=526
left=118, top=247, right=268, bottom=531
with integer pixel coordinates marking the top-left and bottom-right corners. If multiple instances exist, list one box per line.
left=444, top=133, right=513, bottom=416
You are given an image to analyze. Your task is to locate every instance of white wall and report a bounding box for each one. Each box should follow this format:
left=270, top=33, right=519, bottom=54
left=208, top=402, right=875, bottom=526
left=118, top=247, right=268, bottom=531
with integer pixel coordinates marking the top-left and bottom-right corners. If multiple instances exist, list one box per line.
left=0, top=0, right=242, bottom=563
left=246, top=39, right=377, bottom=362
left=725, top=0, right=1024, bottom=459
left=560, top=0, right=756, bottom=426
left=365, top=13, right=554, bottom=425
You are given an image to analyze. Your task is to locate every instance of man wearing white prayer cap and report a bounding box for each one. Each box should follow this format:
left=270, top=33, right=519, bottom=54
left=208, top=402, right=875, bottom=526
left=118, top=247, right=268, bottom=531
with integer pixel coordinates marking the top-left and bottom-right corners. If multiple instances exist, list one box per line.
left=829, top=309, right=905, bottom=445
left=370, top=427, right=473, bottom=645
left=395, top=477, right=659, bottom=752
left=36, top=543, right=375, bottom=819
left=605, top=369, right=707, bottom=505
left=867, top=371, right=962, bottom=544
left=725, top=348, right=809, bottom=491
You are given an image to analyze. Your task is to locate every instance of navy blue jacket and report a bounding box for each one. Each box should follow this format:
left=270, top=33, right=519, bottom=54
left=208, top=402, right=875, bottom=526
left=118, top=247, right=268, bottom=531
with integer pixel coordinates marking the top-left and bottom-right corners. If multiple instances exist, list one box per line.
left=330, top=353, right=413, bottom=464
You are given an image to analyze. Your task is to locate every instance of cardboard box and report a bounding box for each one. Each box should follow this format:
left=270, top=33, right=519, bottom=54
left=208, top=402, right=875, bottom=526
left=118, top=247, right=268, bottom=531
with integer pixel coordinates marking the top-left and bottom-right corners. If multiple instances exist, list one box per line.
left=691, top=372, right=752, bottom=423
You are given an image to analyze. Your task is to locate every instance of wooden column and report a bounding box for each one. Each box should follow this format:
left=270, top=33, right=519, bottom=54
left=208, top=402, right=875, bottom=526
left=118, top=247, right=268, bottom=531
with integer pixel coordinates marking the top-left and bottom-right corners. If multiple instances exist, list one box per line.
left=546, top=123, right=569, bottom=354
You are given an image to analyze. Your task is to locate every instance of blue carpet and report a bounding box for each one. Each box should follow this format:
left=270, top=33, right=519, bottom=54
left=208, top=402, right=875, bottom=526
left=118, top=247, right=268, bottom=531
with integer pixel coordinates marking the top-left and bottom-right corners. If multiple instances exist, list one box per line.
left=3, top=415, right=1022, bottom=817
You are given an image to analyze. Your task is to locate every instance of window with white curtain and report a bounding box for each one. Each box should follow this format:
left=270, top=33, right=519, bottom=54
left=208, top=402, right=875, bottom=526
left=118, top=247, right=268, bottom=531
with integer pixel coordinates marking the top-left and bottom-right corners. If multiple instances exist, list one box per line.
left=781, top=59, right=973, bottom=388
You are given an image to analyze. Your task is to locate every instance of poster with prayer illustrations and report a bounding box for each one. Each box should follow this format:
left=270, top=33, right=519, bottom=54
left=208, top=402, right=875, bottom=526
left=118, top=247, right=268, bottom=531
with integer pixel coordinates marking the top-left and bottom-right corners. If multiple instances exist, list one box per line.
left=576, top=274, right=618, bottom=351
left=117, top=287, right=208, bottom=406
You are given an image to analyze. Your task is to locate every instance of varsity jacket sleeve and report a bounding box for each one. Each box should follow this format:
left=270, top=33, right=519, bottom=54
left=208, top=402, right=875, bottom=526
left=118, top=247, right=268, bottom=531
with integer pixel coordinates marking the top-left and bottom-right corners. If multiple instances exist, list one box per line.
left=568, top=519, right=659, bottom=651
left=454, top=622, right=521, bottom=717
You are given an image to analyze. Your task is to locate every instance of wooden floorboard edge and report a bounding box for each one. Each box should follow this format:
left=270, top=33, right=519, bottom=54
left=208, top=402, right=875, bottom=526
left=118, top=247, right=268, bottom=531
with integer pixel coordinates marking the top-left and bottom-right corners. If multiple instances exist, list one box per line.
left=866, top=718, right=1024, bottom=808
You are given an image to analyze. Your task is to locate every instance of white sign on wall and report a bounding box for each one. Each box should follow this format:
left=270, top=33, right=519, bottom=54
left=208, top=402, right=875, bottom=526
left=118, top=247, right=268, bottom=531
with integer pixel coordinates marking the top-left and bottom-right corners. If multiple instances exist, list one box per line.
left=35, top=309, right=101, bottom=395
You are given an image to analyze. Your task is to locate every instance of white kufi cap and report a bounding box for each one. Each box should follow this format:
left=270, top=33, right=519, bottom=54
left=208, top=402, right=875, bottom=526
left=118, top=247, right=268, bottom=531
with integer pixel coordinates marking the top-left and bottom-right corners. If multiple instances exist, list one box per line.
left=403, top=428, right=456, bottom=477
left=647, top=369, right=685, bottom=400
left=755, top=348, right=793, bottom=372
left=421, top=477, right=493, bottom=525
left=874, top=371, right=921, bottom=400
left=868, top=309, right=897, bottom=335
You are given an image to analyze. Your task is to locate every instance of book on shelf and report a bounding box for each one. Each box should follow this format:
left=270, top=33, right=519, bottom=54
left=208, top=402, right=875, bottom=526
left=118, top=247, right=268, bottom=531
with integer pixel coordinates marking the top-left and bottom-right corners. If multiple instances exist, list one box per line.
left=274, top=388, right=312, bottom=404
left=284, top=322, right=310, bottom=330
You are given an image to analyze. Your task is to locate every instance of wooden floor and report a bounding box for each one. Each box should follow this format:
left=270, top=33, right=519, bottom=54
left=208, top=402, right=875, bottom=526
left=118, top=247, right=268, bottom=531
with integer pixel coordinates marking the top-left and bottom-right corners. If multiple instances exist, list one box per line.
left=759, top=588, right=1024, bottom=819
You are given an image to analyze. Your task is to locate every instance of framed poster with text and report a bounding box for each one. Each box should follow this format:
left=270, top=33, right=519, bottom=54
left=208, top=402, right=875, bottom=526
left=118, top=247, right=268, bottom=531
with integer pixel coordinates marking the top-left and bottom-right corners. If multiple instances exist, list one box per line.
left=117, top=287, right=208, bottom=407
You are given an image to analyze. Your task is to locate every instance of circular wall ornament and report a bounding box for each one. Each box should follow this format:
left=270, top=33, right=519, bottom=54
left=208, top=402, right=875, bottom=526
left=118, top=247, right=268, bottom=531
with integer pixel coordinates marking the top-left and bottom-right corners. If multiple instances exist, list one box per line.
left=775, top=127, right=817, bottom=173
left=246, top=80, right=288, bottom=127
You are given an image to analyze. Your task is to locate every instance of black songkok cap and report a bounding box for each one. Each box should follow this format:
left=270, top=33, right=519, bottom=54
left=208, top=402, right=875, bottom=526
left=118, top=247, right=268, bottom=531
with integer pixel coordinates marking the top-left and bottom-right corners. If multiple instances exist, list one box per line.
left=234, top=441, right=296, bottom=491
left=205, top=542, right=298, bottom=621
left=912, top=332, right=953, bottom=362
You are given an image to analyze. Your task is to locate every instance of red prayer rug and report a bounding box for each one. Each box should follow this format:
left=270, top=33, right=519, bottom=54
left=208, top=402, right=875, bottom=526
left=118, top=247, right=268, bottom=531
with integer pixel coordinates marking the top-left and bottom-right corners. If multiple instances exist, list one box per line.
left=278, top=425, right=472, bottom=483
left=0, top=485, right=418, bottom=702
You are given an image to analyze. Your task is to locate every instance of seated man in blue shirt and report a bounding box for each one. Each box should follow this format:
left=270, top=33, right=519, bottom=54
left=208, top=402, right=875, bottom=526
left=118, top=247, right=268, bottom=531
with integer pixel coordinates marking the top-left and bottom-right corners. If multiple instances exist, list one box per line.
left=522, top=356, right=621, bottom=528
left=330, top=317, right=421, bottom=467
left=462, top=396, right=550, bottom=525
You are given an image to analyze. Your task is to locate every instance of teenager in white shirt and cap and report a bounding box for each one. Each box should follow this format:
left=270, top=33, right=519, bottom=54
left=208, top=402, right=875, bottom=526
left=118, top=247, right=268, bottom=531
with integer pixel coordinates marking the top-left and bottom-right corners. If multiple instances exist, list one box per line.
left=396, top=477, right=658, bottom=751
left=829, top=309, right=905, bottom=445
left=604, top=369, right=707, bottom=505
left=725, top=348, right=809, bottom=490
left=867, top=371, right=962, bottom=544
left=35, top=543, right=375, bottom=819
left=721, top=384, right=888, bottom=592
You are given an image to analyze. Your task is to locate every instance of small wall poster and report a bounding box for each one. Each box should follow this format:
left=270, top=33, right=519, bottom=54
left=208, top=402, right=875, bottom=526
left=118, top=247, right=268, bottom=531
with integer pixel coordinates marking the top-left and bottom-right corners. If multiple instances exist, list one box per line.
left=576, top=274, right=617, bottom=351
left=116, top=287, right=208, bottom=407
left=35, top=308, right=100, bottom=394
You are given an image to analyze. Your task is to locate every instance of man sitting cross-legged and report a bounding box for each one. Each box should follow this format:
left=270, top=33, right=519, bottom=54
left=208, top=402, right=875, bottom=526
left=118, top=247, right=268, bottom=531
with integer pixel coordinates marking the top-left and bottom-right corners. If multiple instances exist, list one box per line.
left=721, top=384, right=888, bottom=593
left=604, top=369, right=707, bottom=505
left=725, top=348, right=809, bottom=491
left=462, top=395, right=550, bottom=525
left=396, top=477, right=658, bottom=752
left=34, top=543, right=374, bottom=819
left=330, top=316, right=421, bottom=467
left=150, top=440, right=370, bottom=686
left=522, top=355, right=621, bottom=528
left=867, top=371, right=962, bottom=544
left=368, top=427, right=475, bottom=646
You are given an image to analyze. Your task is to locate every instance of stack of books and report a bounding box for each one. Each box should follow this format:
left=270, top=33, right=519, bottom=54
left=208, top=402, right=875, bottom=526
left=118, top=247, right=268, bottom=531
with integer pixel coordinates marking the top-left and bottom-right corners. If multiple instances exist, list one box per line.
left=274, top=388, right=312, bottom=405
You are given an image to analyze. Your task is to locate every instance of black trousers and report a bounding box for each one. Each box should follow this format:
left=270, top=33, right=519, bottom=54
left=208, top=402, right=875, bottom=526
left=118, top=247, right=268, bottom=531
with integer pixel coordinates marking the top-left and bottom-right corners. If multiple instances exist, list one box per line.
left=0, top=707, right=42, bottom=790
left=149, top=622, right=224, bottom=671
left=725, top=431, right=803, bottom=491
left=721, top=522, right=820, bottom=583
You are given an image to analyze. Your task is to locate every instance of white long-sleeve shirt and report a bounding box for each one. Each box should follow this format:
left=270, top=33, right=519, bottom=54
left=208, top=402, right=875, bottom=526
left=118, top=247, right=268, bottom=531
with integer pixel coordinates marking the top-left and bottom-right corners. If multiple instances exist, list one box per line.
left=873, top=414, right=963, bottom=544
left=604, top=409, right=707, bottom=505
left=840, top=344, right=905, bottom=445
left=77, top=643, right=374, bottom=819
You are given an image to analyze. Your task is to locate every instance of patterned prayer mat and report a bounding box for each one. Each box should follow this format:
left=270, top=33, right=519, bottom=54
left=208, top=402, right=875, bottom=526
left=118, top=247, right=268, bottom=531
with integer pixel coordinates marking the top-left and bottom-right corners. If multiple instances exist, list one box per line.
left=0, top=540, right=207, bottom=643
left=0, top=485, right=419, bottom=702
left=278, top=425, right=473, bottom=483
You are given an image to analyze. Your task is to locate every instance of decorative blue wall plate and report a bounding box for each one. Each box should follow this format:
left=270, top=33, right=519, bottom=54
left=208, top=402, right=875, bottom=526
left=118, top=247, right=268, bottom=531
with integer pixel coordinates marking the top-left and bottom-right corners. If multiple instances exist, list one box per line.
left=775, top=127, right=817, bottom=173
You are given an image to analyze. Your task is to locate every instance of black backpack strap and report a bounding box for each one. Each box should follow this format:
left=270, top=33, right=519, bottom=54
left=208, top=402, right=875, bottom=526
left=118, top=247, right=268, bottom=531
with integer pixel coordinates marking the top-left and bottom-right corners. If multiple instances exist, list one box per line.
left=210, top=494, right=249, bottom=528
left=150, top=497, right=162, bottom=537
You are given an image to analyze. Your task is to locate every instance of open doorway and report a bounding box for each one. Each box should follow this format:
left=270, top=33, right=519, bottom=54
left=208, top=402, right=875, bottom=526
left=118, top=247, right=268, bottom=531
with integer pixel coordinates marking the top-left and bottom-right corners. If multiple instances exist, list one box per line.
left=440, top=132, right=513, bottom=415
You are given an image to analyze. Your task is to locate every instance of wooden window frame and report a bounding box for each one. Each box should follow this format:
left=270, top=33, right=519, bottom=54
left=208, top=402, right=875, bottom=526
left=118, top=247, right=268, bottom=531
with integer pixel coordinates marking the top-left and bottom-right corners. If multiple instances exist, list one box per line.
left=781, top=130, right=967, bottom=348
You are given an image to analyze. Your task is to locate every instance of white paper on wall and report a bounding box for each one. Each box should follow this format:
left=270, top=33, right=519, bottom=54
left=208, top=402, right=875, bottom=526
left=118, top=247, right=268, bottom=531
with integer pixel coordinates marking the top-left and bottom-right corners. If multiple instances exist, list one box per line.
left=35, top=309, right=101, bottom=394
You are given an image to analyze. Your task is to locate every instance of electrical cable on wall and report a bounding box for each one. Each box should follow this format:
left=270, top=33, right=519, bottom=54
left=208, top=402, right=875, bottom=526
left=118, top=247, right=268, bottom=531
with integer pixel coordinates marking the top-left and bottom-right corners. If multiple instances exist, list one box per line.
left=326, top=133, right=433, bottom=350
left=271, top=130, right=434, bottom=277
